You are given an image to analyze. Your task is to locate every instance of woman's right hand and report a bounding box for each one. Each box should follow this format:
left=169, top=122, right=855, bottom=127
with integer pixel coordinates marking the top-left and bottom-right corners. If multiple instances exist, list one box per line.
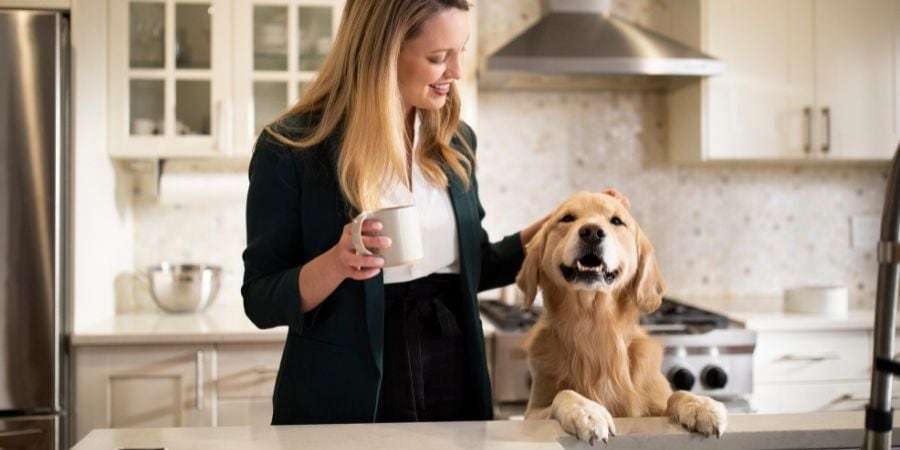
left=331, top=220, right=390, bottom=280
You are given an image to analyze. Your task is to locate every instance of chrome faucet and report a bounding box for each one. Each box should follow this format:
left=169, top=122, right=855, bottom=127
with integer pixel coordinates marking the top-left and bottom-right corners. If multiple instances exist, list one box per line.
left=863, top=144, right=900, bottom=449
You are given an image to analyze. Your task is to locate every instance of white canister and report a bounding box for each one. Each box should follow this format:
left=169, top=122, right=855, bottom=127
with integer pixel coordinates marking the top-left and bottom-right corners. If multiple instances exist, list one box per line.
left=783, top=285, right=849, bottom=316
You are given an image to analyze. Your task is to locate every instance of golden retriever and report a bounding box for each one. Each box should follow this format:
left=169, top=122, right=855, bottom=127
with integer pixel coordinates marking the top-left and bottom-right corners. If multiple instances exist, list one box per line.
left=517, top=192, right=726, bottom=444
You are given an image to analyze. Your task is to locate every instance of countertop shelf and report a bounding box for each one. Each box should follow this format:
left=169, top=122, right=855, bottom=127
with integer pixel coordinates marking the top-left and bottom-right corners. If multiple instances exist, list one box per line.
left=72, top=305, right=497, bottom=346
left=669, top=293, right=880, bottom=331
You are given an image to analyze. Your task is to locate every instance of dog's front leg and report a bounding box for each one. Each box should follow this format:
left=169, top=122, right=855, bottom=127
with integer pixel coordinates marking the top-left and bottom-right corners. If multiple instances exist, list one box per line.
left=548, top=389, right=617, bottom=445
left=666, top=391, right=727, bottom=438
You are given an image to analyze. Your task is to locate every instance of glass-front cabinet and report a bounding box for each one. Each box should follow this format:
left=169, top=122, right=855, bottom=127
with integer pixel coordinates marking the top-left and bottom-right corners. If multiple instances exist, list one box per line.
left=233, top=0, right=343, bottom=156
left=109, top=0, right=232, bottom=158
left=108, top=0, right=342, bottom=159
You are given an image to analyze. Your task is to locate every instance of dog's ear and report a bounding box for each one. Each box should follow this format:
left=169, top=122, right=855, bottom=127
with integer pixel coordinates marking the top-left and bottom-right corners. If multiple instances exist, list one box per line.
left=632, top=226, right=666, bottom=314
left=516, top=225, right=547, bottom=309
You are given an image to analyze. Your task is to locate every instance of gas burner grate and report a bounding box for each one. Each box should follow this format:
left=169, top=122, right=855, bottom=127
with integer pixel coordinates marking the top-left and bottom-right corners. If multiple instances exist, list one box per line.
left=479, top=300, right=540, bottom=331
left=641, top=297, right=729, bottom=330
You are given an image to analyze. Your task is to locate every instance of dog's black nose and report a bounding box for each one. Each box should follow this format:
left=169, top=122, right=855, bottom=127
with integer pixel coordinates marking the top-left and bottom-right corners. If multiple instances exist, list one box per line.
left=578, top=224, right=605, bottom=244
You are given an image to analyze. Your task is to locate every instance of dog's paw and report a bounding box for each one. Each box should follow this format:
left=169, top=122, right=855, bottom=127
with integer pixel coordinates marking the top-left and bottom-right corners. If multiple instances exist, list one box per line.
left=551, top=390, right=617, bottom=445
left=667, top=391, right=727, bottom=438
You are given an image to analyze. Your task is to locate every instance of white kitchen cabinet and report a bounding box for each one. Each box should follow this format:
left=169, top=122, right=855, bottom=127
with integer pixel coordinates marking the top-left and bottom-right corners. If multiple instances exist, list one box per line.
left=232, top=0, right=344, bottom=156
left=73, top=344, right=215, bottom=442
left=751, top=329, right=872, bottom=413
left=660, top=0, right=899, bottom=162
left=216, top=343, right=283, bottom=426
left=108, top=0, right=233, bottom=158
left=107, top=0, right=344, bottom=159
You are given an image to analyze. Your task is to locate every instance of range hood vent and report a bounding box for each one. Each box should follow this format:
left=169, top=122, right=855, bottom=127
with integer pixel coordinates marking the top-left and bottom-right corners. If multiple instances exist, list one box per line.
left=486, top=0, right=724, bottom=77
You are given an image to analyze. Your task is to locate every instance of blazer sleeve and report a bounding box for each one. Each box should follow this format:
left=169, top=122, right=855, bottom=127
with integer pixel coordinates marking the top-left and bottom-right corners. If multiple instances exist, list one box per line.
left=241, top=131, right=308, bottom=332
left=460, top=123, right=526, bottom=292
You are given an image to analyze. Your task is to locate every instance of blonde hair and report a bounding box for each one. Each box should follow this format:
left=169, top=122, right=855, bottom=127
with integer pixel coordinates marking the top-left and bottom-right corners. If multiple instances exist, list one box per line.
left=265, top=0, right=473, bottom=214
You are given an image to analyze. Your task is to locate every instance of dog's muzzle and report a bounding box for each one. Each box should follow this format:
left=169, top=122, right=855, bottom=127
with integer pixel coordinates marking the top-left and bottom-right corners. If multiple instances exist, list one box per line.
left=559, top=233, right=620, bottom=286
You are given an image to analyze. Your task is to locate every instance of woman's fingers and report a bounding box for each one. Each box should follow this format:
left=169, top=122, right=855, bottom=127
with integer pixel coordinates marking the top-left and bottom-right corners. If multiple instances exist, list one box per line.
left=601, top=188, right=630, bottom=209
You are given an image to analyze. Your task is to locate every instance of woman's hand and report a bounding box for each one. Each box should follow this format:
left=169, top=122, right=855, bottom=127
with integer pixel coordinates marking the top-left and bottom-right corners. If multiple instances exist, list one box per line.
left=330, top=220, right=390, bottom=280
left=298, top=220, right=391, bottom=313
left=600, top=188, right=630, bottom=209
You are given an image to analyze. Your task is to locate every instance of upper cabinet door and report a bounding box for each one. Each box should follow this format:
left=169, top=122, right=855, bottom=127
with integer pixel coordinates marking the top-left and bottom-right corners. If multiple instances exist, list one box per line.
left=109, top=0, right=232, bottom=158
left=232, top=0, right=344, bottom=157
left=665, top=0, right=897, bottom=162
left=705, top=0, right=814, bottom=160
left=814, top=0, right=898, bottom=160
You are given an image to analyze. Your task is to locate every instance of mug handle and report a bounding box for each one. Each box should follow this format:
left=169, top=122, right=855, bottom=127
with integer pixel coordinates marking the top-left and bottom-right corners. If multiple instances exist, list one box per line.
left=350, top=211, right=374, bottom=256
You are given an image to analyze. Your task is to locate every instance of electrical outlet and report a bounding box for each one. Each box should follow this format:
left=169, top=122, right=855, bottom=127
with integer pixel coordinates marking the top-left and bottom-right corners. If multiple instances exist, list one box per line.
left=850, top=214, right=880, bottom=250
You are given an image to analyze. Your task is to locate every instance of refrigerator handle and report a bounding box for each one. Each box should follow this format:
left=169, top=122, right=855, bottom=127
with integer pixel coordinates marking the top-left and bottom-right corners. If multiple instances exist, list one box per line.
left=196, top=350, right=204, bottom=410
left=0, top=428, right=44, bottom=447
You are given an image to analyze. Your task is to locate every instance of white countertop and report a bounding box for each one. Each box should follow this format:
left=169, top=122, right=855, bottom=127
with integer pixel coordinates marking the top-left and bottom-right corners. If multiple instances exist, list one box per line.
left=72, top=305, right=497, bottom=346
left=669, top=293, right=880, bottom=331
left=71, top=411, right=898, bottom=450
left=71, top=305, right=287, bottom=345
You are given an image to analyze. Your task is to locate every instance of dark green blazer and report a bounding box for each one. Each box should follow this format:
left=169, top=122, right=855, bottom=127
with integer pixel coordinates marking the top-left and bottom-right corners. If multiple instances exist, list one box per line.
left=241, top=115, right=525, bottom=425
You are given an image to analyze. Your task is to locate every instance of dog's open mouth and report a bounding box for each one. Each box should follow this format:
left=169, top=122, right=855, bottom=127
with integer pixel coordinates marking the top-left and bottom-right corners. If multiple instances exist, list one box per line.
left=559, top=253, right=620, bottom=285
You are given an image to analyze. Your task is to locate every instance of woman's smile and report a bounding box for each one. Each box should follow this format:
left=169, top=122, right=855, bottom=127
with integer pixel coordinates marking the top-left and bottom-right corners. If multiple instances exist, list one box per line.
left=429, top=82, right=451, bottom=96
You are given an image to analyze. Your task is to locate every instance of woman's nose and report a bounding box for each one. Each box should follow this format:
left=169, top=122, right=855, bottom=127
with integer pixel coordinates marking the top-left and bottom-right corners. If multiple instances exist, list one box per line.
left=445, top=53, right=463, bottom=80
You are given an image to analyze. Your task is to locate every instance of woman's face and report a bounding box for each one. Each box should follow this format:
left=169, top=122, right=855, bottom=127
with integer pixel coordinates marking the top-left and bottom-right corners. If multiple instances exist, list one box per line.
left=398, top=8, right=469, bottom=113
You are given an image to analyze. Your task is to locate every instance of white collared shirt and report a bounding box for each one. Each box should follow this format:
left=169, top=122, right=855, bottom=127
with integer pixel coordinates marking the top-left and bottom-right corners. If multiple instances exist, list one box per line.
left=381, top=114, right=460, bottom=284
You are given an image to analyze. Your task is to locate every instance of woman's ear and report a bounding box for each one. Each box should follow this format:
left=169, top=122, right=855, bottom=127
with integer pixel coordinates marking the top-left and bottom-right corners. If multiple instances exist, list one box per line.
left=516, top=226, right=547, bottom=309
left=632, top=226, right=666, bottom=314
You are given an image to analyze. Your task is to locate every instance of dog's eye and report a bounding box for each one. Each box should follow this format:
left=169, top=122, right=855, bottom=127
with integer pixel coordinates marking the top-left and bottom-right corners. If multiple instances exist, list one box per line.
left=560, top=214, right=576, bottom=223
left=611, top=216, right=625, bottom=226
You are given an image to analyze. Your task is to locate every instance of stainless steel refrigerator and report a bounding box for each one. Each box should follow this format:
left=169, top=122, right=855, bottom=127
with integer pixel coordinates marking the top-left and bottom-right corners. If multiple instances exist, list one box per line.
left=0, top=9, right=71, bottom=450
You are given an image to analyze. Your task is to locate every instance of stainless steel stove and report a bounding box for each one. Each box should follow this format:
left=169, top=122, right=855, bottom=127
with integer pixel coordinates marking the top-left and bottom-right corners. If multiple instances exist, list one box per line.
left=480, top=297, right=757, bottom=414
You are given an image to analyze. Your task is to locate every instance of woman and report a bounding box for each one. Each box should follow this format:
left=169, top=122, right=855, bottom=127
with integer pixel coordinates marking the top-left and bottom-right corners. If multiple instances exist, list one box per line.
left=242, top=0, right=627, bottom=425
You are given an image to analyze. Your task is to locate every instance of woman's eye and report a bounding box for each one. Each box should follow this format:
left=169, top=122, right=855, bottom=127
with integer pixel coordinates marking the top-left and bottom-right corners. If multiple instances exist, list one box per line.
left=611, top=216, right=625, bottom=226
left=560, top=214, right=576, bottom=223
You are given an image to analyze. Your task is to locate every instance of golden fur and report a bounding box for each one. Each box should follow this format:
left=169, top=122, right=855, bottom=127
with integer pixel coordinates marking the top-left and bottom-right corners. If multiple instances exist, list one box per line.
left=517, top=192, right=726, bottom=443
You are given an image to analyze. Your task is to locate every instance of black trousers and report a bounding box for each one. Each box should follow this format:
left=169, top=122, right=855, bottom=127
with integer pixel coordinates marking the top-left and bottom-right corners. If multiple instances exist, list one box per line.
left=376, top=273, right=469, bottom=422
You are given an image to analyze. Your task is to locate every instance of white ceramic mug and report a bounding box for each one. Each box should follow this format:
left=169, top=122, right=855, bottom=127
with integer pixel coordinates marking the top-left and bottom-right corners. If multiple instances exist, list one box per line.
left=351, top=205, right=423, bottom=267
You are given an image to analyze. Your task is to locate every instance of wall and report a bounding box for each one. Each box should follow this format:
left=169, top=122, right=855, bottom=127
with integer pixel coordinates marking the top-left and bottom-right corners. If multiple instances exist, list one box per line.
left=72, top=0, right=135, bottom=330
left=125, top=0, right=888, bottom=312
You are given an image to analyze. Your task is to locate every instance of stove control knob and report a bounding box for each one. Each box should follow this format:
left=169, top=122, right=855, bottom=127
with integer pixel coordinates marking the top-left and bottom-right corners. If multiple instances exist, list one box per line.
left=701, top=365, right=728, bottom=389
left=667, top=367, right=695, bottom=391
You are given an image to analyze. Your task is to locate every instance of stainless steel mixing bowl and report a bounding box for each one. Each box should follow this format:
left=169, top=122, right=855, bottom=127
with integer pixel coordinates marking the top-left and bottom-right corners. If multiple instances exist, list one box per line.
left=147, top=263, right=222, bottom=313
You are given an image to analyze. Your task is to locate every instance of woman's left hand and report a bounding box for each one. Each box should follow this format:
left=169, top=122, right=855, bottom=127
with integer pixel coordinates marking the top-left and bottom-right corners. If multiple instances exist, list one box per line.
left=600, top=188, right=630, bottom=209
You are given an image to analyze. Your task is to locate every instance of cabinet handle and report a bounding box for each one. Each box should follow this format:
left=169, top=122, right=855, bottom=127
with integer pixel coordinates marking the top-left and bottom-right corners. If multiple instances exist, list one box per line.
left=803, top=107, right=812, bottom=154
left=253, top=367, right=279, bottom=376
left=781, top=352, right=840, bottom=361
left=821, top=106, right=831, bottom=154
left=842, top=393, right=900, bottom=402
left=196, top=350, right=204, bottom=410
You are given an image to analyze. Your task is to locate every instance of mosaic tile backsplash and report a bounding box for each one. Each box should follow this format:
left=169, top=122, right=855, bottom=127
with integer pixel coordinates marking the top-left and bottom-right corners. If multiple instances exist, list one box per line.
left=128, top=0, right=888, bottom=312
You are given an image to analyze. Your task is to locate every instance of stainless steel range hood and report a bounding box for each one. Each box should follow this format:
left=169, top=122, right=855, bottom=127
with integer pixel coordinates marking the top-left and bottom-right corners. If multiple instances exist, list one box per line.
left=486, top=0, right=723, bottom=77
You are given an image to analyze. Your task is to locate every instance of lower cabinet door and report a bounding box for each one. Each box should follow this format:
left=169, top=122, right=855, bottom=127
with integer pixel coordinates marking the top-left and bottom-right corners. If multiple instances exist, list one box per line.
left=217, top=398, right=274, bottom=426
left=216, top=343, right=283, bottom=426
left=753, top=381, right=887, bottom=413
left=74, top=345, right=215, bottom=442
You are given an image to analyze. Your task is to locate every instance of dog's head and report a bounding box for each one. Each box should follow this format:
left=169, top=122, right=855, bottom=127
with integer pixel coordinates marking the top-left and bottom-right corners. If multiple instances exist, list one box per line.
left=516, top=192, right=665, bottom=314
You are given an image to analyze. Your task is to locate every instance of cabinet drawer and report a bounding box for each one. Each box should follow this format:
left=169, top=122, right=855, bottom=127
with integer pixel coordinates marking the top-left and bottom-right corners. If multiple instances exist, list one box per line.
left=217, top=343, right=283, bottom=399
left=754, top=331, right=870, bottom=383
left=753, top=381, right=893, bottom=414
